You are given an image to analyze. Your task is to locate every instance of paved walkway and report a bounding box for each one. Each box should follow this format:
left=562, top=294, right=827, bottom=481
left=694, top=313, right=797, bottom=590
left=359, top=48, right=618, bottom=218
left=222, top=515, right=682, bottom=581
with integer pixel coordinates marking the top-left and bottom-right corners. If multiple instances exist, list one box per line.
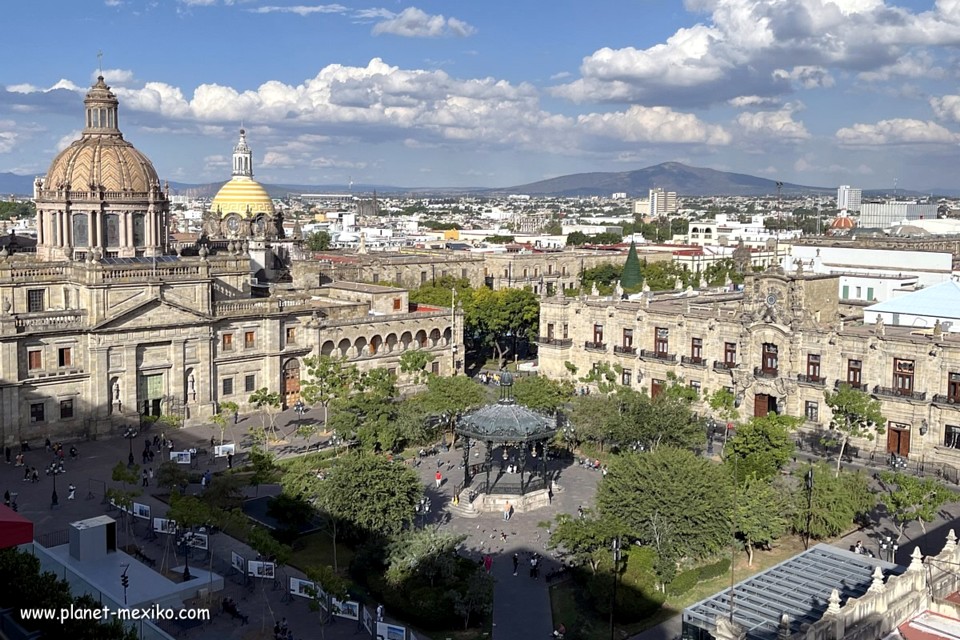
left=413, top=445, right=602, bottom=640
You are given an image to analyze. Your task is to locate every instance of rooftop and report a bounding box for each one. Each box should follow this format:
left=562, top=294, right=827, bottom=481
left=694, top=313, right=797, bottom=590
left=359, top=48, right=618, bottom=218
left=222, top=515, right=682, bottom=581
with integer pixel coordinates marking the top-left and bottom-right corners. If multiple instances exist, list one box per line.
left=683, top=544, right=903, bottom=640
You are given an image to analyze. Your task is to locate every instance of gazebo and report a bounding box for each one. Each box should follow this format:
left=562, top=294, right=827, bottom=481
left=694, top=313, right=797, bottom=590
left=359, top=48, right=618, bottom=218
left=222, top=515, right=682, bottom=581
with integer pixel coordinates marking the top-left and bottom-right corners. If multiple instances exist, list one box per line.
left=454, top=372, right=558, bottom=512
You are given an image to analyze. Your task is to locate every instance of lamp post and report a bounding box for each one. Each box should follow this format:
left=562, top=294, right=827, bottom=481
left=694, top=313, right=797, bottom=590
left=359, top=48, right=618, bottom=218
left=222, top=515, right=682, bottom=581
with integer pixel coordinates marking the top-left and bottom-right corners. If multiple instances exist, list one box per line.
left=415, top=497, right=431, bottom=529
left=293, top=399, right=306, bottom=429
left=452, top=344, right=459, bottom=375
left=179, top=530, right=194, bottom=581
left=706, top=418, right=716, bottom=455
left=609, top=537, right=621, bottom=640
left=880, top=536, right=899, bottom=563
left=50, top=465, right=64, bottom=509
left=124, top=427, right=138, bottom=468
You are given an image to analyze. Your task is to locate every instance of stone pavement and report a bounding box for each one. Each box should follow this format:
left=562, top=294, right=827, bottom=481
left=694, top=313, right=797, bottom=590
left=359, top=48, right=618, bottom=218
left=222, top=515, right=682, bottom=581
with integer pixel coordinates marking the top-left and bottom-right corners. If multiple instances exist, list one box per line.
left=413, top=445, right=603, bottom=640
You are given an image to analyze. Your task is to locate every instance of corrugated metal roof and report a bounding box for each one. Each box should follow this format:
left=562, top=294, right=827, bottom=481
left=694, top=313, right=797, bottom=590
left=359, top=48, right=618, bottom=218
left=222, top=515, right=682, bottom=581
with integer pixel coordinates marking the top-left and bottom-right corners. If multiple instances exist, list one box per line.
left=866, top=280, right=960, bottom=318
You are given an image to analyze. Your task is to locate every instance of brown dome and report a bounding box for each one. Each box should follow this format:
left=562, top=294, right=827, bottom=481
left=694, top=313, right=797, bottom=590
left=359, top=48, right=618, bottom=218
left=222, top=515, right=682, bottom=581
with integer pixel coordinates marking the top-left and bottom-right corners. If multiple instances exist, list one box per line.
left=43, top=75, right=160, bottom=195
left=830, top=215, right=855, bottom=230
left=45, top=136, right=160, bottom=194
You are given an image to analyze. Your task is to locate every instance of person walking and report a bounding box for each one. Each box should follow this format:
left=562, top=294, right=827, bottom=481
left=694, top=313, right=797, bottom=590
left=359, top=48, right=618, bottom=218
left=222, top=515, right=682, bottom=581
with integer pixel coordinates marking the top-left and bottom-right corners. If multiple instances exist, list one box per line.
left=3, top=489, right=9, bottom=507
left=435, top=470, right=442, bottom=489
left=503, top=501, right=511, bottom=521
left=67, top=484, right=76, bottom=500
left=141, top=469, right=149, bottom=487
left=483, top=554, right=493, bottom=573
left=148, top=467, right=154, bottom=483
left=376, top=603, right=384, bottom=622
left=227, top=452, right=234, bottom=469
left=512, top=553, right=519, bottom=576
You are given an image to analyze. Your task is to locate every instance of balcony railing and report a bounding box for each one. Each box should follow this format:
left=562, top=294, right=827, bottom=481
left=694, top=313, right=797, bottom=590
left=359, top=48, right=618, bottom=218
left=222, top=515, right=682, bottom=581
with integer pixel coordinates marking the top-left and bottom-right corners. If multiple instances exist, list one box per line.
left=797, top=374, right=826, bottom=386
left=14, top=309, right=86, bottom=332
left=640, top=349, right=677, bottom=363
left=754, top=366, right=778, bottom=379
left=713, top=361, right=737, bottom=372
left=873, top=385, right=927, bottom=401
left=933, top=394, right=960, bottom=406
left=584, top=341, right=607, bottom=351
left=834, top=380, right=869, bottom=392
left=614, top=345, right=637, bottom=355
left=681, top=356, right=706, bottom=367
left=539, top=337, right=572, bottom=347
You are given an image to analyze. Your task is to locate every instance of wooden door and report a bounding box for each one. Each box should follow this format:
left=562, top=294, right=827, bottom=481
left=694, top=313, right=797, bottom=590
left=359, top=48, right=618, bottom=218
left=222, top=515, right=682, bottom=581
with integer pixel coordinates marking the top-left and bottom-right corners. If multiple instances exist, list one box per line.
left=887, top=427, right=911, bottom=457
left=651, top=379, right=664, bottom=399
left=754, top=394, right=769, bottom=418
left=281, top=360, right=301, bottom=408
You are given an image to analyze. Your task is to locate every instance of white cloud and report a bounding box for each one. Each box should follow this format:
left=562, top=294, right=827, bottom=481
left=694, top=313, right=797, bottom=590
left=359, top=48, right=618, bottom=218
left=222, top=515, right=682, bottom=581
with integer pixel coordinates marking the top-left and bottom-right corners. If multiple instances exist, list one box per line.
left=550, top=72, right=572, bottom=81
left=836, top=118, right=960, bottom=145
left=56, top=130, right=81, bottom=152
left=249, top=4, right=347, bottom=16
left=95, top=68, right=135, bottom=85
left=858, top=51, right=945, bottom=82
left=577, top=105, right=731, bottom=145
left=372, top=7, right=475, bottom=38
left=203, top=154, right=228, bottom=167
left=728, top=96, right=781, bottom=108
left=0, top=131, right=17, bottom=154
left=771, top=66, right=834, bottom=89
left=552, top=0, right=960, bottom=107
left=931, top=95, right=960, bottom=123
left=735, top=106, right=810, bottom=142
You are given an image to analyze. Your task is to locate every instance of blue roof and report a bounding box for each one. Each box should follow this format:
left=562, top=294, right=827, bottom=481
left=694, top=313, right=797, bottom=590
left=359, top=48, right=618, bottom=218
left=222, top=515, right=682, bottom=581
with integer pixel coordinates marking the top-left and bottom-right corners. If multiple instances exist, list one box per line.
left=865, top=279, right=960, bottom=319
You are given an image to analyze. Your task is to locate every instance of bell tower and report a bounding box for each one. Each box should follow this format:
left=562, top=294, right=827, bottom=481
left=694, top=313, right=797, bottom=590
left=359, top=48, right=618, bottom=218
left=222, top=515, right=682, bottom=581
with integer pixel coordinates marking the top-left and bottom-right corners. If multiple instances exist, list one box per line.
left=232, top=129, right=253, bottom=178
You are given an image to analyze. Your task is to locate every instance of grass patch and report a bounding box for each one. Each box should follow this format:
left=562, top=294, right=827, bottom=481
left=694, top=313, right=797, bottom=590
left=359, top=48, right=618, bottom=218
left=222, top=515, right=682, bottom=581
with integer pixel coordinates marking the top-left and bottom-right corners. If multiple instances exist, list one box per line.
left=288, top=531, right=355, bottom=575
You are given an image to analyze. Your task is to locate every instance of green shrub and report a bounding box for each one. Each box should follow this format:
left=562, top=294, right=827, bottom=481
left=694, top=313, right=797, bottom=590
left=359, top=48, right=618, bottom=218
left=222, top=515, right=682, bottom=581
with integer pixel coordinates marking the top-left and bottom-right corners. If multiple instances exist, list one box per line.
left=698, top=558, right=731, bottom=581
left=667, top=568, right=700, bottom=596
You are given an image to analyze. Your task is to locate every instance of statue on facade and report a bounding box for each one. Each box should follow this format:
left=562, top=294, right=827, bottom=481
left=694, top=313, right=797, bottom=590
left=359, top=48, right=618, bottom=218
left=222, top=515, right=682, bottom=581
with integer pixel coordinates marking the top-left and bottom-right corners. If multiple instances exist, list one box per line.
left=934, top=319, right=943, bottom=338
left=590, top=282, right=599, bottom=297
left=875, top=314, right=885, bottom=336
left=614, top=281, right=624, bottom=299
left=113, top=381, right=121, bottom=403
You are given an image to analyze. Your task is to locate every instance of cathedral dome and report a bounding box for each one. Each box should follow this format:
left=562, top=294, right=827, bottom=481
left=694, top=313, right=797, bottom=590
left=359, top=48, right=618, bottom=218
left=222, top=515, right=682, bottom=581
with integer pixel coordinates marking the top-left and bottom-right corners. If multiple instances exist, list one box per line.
left=830, top=214, right=855, bottom=232
left=44, top=76, right=160, bottom=194
left=209, top=176, right=275, bottom=217
left=208, top=129, right=275, bottom=218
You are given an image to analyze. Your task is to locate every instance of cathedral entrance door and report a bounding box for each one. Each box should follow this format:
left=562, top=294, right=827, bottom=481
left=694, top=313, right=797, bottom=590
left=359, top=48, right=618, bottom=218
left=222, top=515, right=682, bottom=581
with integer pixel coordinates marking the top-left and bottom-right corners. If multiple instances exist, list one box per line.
left=140, top=373, right=164, bottom=417
left=281, top=359, right=301, bottom=409
left=754, top=394, right=778, bottom=417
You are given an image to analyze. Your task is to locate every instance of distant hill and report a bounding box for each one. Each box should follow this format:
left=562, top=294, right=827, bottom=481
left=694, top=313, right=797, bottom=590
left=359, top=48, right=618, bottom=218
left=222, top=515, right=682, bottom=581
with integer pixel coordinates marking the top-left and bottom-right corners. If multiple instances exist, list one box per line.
left=0, top=173, right=35, bottom=197
left=491, top=162, right=831, bottom=197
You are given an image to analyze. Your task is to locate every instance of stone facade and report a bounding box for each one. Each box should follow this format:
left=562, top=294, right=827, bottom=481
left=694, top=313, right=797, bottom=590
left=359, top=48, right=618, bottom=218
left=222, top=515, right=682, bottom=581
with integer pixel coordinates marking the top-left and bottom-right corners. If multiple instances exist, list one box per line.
left=538, top=270, right=960, bottom=468
left=292, top=248, right=667, bottom=296
left=0, top=253, right=462, bottom=446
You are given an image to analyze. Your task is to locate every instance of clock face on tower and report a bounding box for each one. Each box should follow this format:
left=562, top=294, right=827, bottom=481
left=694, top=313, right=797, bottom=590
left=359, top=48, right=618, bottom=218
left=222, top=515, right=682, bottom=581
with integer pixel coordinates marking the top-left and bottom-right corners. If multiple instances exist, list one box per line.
left=225, top=215, right=240, bottom=234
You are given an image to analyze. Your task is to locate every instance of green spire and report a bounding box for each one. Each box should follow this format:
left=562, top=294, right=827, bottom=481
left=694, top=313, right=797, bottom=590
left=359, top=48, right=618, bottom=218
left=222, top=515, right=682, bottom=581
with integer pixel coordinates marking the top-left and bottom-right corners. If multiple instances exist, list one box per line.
left=621, top=240, right=643, bottom=290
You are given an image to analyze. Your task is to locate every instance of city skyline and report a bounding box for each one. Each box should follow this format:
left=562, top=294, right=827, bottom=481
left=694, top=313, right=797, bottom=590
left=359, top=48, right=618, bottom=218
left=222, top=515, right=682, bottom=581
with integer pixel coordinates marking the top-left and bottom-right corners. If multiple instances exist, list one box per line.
left=1, top=0, right=959, bottom=191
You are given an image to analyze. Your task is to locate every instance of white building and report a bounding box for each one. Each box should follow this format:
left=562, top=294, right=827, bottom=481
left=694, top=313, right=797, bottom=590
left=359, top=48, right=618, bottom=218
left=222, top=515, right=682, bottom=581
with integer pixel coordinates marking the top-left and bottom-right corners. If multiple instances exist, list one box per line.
left=678, top=214, right=801, bottom=249
left=860, top=202, right=938, bottom=227
left=837, top=185, right=862, bottom=212
left=784, top=245, right=952, bottom=303
left=864, top=279, right=960, bottom=332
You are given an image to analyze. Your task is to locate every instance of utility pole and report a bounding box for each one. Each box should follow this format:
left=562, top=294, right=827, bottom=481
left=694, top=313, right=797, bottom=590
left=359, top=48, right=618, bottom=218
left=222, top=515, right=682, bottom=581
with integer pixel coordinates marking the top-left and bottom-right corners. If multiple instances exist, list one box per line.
left=775, top=181, right=783, bottom=261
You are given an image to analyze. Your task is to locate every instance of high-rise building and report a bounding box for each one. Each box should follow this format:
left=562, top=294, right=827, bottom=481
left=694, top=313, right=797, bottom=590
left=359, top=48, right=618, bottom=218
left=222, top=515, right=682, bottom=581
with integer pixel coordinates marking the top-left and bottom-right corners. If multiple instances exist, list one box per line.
left=649, top=188, right=678, bottom=216
left=837, top=185, right=862, bottom=212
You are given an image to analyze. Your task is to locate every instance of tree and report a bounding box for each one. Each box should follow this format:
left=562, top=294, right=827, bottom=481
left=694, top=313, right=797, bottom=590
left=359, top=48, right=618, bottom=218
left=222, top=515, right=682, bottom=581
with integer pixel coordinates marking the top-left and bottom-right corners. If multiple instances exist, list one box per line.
left=385, top=529, right=467, bottom=587
left=248, top=446, right=280, bottom=497
left=409, top=275, right=473, bottom=309
left=598, top=447, right=731, bottom=575
left=316, top=454, right=423, bottom=537
left=155, top=461, right=190, bottom=495
left=791, top=463, right=875, bottom=541
left=399, top=350, right=436, bottom=385
left=249, top=387, right=282, bottom=445
left=300, top=355, right=358, bottom=425
left=616, top=388, right=704, bottom=451
left=211, top=400, right=238, bottom=446
left=708, top=388, right=740, bottom=424
left=108, top=461, right=141, bottom=544
left=736, top=475, right=790, bottom=565
left=823, top=384, right=885, bottom=477
left=166, top=493, right=214, bottom=580
left=513, top=376, right=572, bottom=414
left=569, top=393, right=622, bottom=450
left=466, top=287, right=539, bottom=366
left=621, top=241, right=643, bottom=291
left=546, top=510, right=625, bottom=573
left=419, top=374, right=487, bottom=415
left=450, top=569, right=494, bottom=630
left=878, top=471, right=955, bottom=539
left=305, top=230, right=331, bottom=251
left=725, top=414, right=799, bottom=482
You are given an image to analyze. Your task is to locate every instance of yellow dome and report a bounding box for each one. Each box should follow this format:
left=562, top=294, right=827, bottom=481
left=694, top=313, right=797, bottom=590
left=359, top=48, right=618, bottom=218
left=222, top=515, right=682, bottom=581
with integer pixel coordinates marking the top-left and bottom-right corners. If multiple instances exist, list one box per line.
left=209, top=176, right=275, bottom=218
left=46, top=135, right=160, bottom=194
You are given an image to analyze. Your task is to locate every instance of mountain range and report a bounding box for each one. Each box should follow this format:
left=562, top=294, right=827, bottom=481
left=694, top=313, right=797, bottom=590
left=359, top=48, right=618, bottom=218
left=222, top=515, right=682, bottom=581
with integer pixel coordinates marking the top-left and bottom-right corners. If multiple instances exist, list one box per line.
left=0, top=163, right=947, bottom=199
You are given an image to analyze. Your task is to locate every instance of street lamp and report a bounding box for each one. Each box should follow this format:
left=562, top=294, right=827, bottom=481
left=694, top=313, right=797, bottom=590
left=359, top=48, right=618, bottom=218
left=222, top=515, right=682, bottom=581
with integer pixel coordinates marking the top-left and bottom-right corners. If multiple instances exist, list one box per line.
left=804, top=465, right=814, bottom=550
left=706, top=418, right=717, bottom=455
left=880, top=536, right=899, bottom=563
left=179, top=530, right=194, bottom=581
left=452, top=344, right=459, bottom=375
left=293, top=399, right=306, bottom=428
left=50, top=465, right=64, bottom=509
left=124, top=427, right=138, bottom=468
left=609, top=537, right=621, bottom=640
left=415, top=497, right=431, bottom=529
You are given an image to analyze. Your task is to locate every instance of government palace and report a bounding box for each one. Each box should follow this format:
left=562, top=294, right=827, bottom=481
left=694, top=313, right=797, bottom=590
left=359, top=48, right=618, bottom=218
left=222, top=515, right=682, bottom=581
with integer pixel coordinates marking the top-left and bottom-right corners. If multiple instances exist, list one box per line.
left=0, top=76, right=463, bottom=446
left=538, top=271, right=960, bottom=468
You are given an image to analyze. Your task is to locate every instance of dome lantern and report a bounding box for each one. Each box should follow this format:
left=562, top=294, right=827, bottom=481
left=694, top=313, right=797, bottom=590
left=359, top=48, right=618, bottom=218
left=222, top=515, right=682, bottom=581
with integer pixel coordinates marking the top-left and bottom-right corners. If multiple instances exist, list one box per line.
left=83, top=76, right=121, bottom=136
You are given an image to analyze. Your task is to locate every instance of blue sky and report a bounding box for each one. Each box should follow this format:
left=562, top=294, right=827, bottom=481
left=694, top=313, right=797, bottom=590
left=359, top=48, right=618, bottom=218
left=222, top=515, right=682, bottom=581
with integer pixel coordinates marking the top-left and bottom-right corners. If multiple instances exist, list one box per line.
left=1, top=0, right=960, bottom=191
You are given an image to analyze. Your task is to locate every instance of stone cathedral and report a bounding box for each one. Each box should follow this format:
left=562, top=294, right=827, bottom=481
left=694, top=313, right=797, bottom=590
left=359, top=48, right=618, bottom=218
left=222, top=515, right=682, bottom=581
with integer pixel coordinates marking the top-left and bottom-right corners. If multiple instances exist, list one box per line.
left=0, top=76, right=462, bottom=447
